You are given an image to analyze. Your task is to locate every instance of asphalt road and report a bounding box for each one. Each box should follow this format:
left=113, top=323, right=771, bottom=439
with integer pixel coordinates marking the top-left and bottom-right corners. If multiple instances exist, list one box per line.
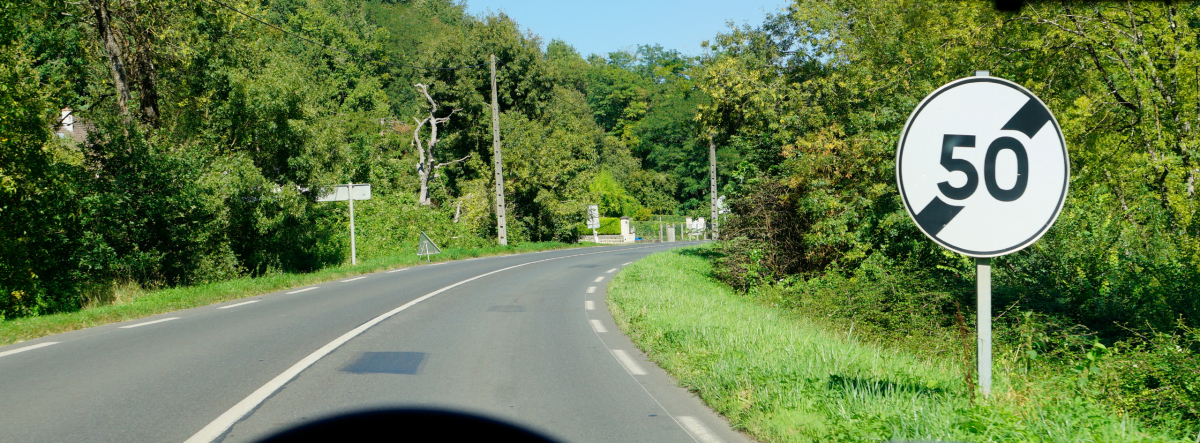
left=0, top=242, right=751, bottom=443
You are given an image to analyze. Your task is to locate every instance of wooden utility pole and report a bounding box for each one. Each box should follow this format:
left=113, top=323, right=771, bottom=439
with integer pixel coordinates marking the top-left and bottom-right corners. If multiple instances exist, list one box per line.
left=709, top=135, right=719, bottom=240
left=491, top=54, right=509, bottom=245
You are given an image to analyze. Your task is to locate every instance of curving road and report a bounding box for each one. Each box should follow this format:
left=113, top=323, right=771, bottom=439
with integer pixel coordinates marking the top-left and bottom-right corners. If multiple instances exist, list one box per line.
left=0, top=243, right=749, bottom=443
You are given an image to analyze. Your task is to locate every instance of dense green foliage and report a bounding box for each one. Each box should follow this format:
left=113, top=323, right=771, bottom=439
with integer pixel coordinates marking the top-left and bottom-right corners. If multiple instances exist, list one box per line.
left=0, top=0, right=717, bottom=320
left=702, top=0, right=1200, bottom=436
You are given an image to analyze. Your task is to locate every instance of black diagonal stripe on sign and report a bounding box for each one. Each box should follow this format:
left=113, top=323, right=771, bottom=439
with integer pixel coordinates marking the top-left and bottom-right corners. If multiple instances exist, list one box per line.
left=914, top=196, right=964, bottom=236
left=1000, top=98, right=1052, bottom=138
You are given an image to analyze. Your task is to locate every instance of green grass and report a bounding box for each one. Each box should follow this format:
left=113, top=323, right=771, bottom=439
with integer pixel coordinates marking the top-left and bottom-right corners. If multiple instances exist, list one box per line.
left=0, top=242, right=593, bottom=347
left=607, top=246, right=1188, bottom=442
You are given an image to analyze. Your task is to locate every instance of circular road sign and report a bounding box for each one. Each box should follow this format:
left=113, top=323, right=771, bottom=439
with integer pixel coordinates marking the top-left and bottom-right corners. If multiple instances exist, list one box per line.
left=897, top=75, right=1069, bottom=257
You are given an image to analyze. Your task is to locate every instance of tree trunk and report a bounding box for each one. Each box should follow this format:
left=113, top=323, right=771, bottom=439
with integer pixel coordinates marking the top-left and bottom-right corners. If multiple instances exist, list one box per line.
left=90, top=0, right=131, bottom=117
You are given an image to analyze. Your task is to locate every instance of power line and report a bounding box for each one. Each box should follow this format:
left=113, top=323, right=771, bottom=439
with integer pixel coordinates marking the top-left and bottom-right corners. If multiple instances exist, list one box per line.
left=206, top=0, right=488, bottom=71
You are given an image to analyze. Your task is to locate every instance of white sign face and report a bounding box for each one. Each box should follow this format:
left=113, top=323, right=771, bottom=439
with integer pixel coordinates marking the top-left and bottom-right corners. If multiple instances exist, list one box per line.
left=897, top=76, right=1069, bottom=257
left=316, top=184, right=372, bottom=202
left=586, top=205, right=600, bottom=229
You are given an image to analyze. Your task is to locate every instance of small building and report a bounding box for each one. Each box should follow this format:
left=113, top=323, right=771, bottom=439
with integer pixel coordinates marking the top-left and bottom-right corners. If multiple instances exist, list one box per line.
left=54, top=108, right=89, bottom=143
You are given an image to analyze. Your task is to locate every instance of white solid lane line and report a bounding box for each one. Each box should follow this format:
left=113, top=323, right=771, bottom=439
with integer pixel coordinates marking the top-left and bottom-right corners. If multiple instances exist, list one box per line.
left=585, top=300, right=595, bottom=310
left=186, top=243, right=665, bottom=443
left=339, top=277, right=367, bottom=283
left=217, top=300, right=259, bottom=310
left=385, top=268, right=409, bottom=273
left=594, top=276, right=604, bottom=283
left=678, top=416, right=725, bottom=443
left=286, top=287, right=318, bottom=294
left=0, top=342, right=59, bottom=358
left=590, top=319, right=608, bottom=333
left=119, top=317, right=180, bottom=329
left=587, top=286, right=597, bottom=294
left=606, top=268, right=617, bottom=273
left=611, top=349, right=647, bottom=375
left=428, top=262, right=444, bottom=266
left=622, top=262, right=632, bottom=266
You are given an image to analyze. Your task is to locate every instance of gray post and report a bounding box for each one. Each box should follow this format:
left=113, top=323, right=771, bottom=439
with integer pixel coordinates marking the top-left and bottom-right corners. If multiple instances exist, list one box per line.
left=348, top=183, right=357, bottom=265
left=709, top=136, right=719, bottom=240
left=492, top=54, right=508, bottom=246
left=666, top=224, right=675, bottom=242
left=977, top=257, right=992, bottom=396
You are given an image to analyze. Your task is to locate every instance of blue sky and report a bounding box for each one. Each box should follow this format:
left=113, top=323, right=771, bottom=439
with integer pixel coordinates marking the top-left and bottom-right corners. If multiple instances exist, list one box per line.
left=463, top=0, right=792, bottom=58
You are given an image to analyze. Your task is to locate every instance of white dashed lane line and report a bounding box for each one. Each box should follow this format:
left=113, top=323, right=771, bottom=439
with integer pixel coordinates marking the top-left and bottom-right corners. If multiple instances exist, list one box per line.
left=678, top=416, right=724, bottom=443
left=119, top=317, right=180, bottom=329
left=585, top=300, right=595, bottom=310
left=590, top=319, right=608, bottom=333
left=610, top=349, right=647, bottom=375
left=385, top=268, right=409, bottom=273
left=622, top=262, right=632, bottom=266
left=217, top=300, right=259, bottom=310
left=0, top=342, right=59, bottom=358
left=593, top=276, right=604, bottom=283
left=587, top=286, right=596, bottom=294
left=286, top=287, right=318, bottom=295
left=339, top=277, right=367, bottom=283
left=606, top=268, right=617, bottom=273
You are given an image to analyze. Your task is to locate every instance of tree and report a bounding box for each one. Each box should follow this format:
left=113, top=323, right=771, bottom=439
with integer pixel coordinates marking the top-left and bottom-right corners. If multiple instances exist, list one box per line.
left=411, top=83, right=469, bottom=206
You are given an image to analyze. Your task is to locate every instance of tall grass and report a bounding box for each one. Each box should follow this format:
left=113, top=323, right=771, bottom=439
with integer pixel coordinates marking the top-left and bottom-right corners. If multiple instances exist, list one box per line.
left=608, top=246, right=1187, bottom=442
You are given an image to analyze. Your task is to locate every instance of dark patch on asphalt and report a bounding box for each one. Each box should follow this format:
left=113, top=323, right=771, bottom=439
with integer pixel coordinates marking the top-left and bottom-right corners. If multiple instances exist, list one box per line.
left=487, top=305, right=525, bottom=312
left=341, top=352, right=426, bottom=375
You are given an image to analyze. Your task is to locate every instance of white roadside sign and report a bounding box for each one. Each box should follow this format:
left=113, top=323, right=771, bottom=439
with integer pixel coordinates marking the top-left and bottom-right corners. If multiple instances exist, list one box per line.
left=316, top=183, right=372, bottom=265
left=897, top=72, right=1070, bottom=398
left=586, top=205, right=600, bottom=229
left=897, top=76, right=1069, bottom=257
left=316, top=184, right=372, bottom=202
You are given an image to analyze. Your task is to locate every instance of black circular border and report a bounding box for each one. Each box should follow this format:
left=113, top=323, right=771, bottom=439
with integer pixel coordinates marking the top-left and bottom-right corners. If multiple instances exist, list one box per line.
left=896, top=77, right=1070, bottom=257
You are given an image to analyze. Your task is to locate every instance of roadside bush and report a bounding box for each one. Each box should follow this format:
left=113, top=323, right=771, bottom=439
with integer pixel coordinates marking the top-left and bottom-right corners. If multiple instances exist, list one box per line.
left=574, top=217, right=622, bottom=236
left=1097, top=326, right=1200, bottom=431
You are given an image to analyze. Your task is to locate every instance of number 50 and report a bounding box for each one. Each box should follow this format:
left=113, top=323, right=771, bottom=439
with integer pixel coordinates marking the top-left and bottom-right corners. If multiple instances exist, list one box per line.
left=937, top=134, right=1028, bottom=202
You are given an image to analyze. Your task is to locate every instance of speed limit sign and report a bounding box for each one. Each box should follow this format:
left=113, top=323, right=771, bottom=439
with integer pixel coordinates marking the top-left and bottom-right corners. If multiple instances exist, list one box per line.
left=896, top=74, right=1069, bottom=257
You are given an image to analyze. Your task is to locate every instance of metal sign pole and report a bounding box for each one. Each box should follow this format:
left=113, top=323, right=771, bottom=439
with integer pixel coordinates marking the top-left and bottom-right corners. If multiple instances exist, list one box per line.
left=977, top=257, right=992, bottom=395
left=348, top=183, right=357, bottom=266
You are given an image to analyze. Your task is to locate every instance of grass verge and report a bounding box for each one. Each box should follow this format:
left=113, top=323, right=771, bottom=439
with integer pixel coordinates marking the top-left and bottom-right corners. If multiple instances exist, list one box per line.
left=608, top=245, right=1187, bottom=442
left=1, top=241, right=592, bottom=347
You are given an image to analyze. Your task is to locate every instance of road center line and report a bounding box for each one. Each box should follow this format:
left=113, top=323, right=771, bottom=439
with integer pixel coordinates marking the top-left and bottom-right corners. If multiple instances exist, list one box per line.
left=590, top=319, right=608, bottom=333
left=585, top=300, right=595, bottom=310
left=611, top=349, right=647, bottom=375
left=587, top=286, right=596, bottom=294
left=339, top=276, right=367, bottom=283
left=185, top=243, right=666, bottom=443
left=286, top=287, right=318, bottom=294
left=594, top=276, right=604, bottom=282
left=678, top=416, right=725, bottom=443
left=606, top=268, right=617, bottom=273
left=119, top=317, right=180, bottom=329
left=217, top=300, right=259, bottom=310
left=0, top=342, right=60, bottom=358
left=385, top=268, right=409, bottom=273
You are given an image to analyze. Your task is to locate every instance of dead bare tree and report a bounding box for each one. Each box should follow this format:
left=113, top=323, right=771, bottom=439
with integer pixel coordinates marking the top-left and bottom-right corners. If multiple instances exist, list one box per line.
left=412, top=83, right=469, bottom=206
